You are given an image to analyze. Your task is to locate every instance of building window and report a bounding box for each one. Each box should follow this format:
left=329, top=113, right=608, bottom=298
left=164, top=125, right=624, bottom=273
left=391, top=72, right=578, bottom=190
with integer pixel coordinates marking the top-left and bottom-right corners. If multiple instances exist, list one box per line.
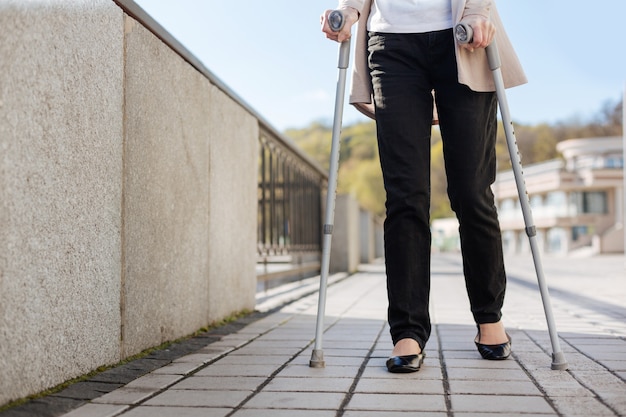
left=547, top=228, right=567, bottom=253
left=545, top=191, right=569, bottom=217
left=571, top=191, right=608, bottom=215
left=572, top=225, right=589, bottom=241
left=604, top=156, right=623, bottom=169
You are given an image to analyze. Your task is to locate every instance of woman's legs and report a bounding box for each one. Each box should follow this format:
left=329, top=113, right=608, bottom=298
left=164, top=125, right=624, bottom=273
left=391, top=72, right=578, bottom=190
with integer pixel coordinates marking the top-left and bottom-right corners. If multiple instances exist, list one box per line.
left=368, top=31, right=453, bottom=351
left=433, top=34, right=507, bottom=338
left=369, top=28, right=508, bottom=353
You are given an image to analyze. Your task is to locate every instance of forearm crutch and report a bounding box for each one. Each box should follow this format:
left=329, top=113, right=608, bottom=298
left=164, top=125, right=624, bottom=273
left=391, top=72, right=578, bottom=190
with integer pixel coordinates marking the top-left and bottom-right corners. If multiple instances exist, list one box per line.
left=310, top=10, right=351, bottom=368
left=455, top=23, right=568, bottom=370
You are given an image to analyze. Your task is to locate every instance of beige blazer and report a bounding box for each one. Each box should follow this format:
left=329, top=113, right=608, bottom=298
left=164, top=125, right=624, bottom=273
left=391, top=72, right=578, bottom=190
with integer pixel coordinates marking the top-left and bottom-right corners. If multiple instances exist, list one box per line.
left=337, top=0, right=527, bottom=119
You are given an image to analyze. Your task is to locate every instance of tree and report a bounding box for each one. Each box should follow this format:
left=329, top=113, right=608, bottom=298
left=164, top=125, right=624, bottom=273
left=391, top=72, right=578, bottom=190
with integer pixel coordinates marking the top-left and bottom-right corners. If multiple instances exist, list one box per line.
left=284, top=98, right=623, bottom=221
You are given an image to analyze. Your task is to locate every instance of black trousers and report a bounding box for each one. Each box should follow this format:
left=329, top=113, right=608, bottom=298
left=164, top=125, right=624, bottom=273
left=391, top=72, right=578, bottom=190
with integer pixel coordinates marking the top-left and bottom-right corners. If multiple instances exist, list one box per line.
left=368, top=29, right=507, bottom=350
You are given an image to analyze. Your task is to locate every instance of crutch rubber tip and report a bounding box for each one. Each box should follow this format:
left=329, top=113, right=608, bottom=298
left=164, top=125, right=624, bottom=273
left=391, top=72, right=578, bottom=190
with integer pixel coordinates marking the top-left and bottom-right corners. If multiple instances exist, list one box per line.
left=551, top=352, right=569, bottom=370
left=309, top=349, right=326, bottom=368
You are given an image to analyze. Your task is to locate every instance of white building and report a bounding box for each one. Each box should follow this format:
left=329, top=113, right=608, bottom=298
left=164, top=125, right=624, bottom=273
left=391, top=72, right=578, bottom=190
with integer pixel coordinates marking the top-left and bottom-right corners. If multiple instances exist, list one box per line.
left=494, top=136, right=624, bottom=256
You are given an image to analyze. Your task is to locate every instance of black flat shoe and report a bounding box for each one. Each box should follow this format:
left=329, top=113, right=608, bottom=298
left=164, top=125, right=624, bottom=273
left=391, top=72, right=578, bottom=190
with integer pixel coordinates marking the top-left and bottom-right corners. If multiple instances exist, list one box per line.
left=475, top=333, right=512, bottom=360
left=386, top=353, right=425, bottom=373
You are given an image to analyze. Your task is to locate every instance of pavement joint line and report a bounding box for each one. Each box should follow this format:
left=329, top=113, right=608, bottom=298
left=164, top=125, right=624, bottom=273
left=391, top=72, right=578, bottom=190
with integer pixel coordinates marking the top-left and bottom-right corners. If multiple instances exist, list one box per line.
left=119, top=307, right=322, bottom=415
left=105, top=321, right=287, bottom=416
left=4, top=255, right=625, bottom=416
left=223, top=336, right=317, bottom=417
left=563, top=336, right=626, bottom=383
left=221, top=275, right=369, bottom=417
left=510, top=342, right=564, bottom=417
left=223, top=272, right=385, bottom=417
left=556, top=340, right=624, bottom=417
left=514, top=327, right=622, bottom=417
left=435, top=323, right=454, bottom=417
left=335, top=322, right=386, bottom=417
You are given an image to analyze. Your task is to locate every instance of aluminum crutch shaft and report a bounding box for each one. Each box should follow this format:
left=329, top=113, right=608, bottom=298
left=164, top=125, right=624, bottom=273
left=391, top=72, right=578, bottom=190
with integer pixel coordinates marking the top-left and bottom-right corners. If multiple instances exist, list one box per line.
left=455, top=23, right=568, bottom=370
left=310, top=10, right=351, bottom=368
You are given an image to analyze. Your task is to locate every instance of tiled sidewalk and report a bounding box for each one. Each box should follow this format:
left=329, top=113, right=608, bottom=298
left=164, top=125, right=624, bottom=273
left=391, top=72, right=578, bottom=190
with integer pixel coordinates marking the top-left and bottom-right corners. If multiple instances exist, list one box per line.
left=5, top=253, right=626, bottom=416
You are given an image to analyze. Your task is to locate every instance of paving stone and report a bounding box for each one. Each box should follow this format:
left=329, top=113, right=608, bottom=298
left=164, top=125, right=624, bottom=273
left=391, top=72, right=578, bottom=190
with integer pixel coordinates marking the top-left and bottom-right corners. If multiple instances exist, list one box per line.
left=597, top=360, right=626, bottom=371
left=51, top=382, right=125, bottom=401
left=143, top=390, right=250, bottom=408
left=354, top=377, right=444, bottom=395
left=240, top=339, right=309, bottom=349
left=172, top=376, right=266, bottom=391
left=600, top=392, right=626, bottom=414
left=263, top=376, right=353, bottom=393
left=242, top=391, right=345, bottom=410
left=61, top=403, right=129, bottom=417
left=276, top=364, right=360, bottom=378
left=120, top=358, right=172, bottom=373
left=213, top=354, right=288, bottom=366
left=291, top=353, right=364, bottom=367
left=456, top=414, right=555, bottom=417
left=445, top=367, right=530, bottom=381
left=527, top=369, right=593, bottom=397
left=443, top=358, right=522, bottom=369
left=0, top=397, right=85, bottom=417
left=448, top=379, right=542, bottom=395
left=122, top=406, right=231, bottom=417
left=124, top=374, right=183, bottom=390
left=232, top=346, right=303, bottom=356
left=345, top=393, right=446, bottom=412
left=343, top=412, right=446, bottom=417
left=88, top=367, right=148, bottom=384
left=569, top=369, right=626, bottom=395
left=301, top=348, right=371, bottom=358
left=231, top=410, right=334, bottom=417
left=91, top=388, right=155, bottom=405
left=150, top=362, right=204, bottom=375
left=441, top=350, right=484, bottom=360
left=550, top=395, right=617, bottom=416
left=172, top=352, right=224, bottom=364
left=450, top=394, right=553, bottom=414
left=193, top=363, right=280, bottom=378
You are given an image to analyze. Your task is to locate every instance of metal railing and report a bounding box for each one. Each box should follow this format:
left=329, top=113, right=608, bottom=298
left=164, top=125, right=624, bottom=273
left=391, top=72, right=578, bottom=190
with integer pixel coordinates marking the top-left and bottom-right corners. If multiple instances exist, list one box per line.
left=257, top=127, right=326, bottom=287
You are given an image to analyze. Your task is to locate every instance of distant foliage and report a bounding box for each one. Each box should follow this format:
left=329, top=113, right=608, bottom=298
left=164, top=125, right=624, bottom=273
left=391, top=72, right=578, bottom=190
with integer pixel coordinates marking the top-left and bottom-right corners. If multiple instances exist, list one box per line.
left=285, top=98, right=623, bottom=219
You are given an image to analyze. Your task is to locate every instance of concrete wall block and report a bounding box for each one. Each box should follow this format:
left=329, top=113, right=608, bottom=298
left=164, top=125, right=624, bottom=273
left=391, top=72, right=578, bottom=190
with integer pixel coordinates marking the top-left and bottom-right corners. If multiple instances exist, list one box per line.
left=207, top=87, right=258, bottom=322
left=359, top=209, right=375, bottom=264
left=0, top=1, right=125, bottom=405
left=121, top=17, right=214, bottom=356
left=330, top=194, right=360, bottom=273
left=374, top=217, right=385, bottom=258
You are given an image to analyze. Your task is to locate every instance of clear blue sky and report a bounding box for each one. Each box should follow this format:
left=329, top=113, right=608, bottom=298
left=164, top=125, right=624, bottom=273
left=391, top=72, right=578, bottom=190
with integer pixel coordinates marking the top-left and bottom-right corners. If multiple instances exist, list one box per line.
left=134, top=0, right=625, bottom=132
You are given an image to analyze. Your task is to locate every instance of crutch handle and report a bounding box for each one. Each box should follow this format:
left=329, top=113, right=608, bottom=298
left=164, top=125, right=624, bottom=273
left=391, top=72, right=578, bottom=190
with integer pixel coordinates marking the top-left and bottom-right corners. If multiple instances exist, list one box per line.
left=454, top=22, right=473, bottom=44
left=328, top=10, right=351, bottom=69
left=454, top=23, right=501, bottom=71
left=328, top=10, right=345, bottom=32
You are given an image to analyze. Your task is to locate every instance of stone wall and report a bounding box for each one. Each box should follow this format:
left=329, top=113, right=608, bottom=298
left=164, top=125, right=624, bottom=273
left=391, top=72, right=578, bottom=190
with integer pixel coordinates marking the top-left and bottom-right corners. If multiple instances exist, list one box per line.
left=0, top=0, right=258, bottom=405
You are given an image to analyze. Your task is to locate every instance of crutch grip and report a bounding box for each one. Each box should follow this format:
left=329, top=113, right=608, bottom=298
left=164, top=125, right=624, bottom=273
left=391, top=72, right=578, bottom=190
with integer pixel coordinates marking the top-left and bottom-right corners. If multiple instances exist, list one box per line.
left=328, top=10, right=345, bottom=32
left=454, top=22, right=501, bottom=71
left=454, top=22, right=473, bottom=44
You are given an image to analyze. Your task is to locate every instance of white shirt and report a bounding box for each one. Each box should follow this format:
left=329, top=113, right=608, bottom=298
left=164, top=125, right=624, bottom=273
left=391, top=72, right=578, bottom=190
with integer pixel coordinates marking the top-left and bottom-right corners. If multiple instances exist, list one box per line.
left=368, top=0, right=453, bottom=33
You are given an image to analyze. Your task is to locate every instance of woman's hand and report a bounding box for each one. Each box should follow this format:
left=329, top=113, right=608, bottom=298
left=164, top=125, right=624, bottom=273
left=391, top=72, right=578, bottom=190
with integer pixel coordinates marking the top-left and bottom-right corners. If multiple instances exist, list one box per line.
left=321, top=7, right=359, bottom=43
left=460, top=14, right=496, bottom=52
